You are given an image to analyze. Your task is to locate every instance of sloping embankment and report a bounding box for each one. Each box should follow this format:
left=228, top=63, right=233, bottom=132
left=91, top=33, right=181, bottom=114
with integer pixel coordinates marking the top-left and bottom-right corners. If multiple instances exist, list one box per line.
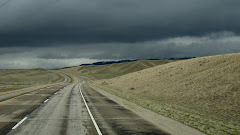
left=96, top=53, right=240, bottom=135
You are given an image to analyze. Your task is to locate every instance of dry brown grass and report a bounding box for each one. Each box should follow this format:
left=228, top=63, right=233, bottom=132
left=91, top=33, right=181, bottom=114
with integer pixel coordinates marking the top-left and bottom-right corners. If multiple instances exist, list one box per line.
left=0, top=69, right=63, bottom=93
left=96, top=53, right=240, bottom=135
left=62, top=60, right=174, bottom=80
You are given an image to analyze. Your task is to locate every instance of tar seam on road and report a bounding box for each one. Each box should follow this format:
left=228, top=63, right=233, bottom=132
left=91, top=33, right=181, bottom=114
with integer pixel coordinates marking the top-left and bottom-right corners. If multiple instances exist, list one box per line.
left=79, top=83, right=103, bottom=135
left=12, top=117, right=28, bottom=129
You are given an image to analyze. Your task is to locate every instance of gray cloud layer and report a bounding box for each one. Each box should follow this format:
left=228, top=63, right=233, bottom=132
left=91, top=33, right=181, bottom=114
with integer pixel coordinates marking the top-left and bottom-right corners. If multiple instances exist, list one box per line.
left=1, top=0, right=240, bottom=46
left=0, top=1, right=240, bottom=68
left=0, top=31, right=239, bottom=69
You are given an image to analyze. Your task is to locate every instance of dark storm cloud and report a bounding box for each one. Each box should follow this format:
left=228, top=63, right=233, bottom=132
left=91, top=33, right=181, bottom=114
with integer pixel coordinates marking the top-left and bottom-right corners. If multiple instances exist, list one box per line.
left=1, top=36, right=240, bottom=68
left=0, top=31, right=239, bottom=69
left=0, top=0, right=240, bottom=46
left=1, top=0, right=240, bottom=68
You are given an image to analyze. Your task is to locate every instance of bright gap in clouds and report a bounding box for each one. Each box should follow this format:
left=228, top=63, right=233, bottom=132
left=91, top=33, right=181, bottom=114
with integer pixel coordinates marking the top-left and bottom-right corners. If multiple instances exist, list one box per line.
left=0, top=57, right=106, bottom=69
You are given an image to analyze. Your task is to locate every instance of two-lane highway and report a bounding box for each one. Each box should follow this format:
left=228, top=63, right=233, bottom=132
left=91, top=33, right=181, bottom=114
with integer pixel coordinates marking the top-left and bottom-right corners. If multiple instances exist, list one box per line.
left=6, top=79, right=168, bottom=135
left=7, top=83, right=97, bottom=135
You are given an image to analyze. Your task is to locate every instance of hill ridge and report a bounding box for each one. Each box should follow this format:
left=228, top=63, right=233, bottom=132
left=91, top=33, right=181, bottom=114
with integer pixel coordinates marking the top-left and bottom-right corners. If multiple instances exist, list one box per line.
left=96, top=53, right=240, bottom=135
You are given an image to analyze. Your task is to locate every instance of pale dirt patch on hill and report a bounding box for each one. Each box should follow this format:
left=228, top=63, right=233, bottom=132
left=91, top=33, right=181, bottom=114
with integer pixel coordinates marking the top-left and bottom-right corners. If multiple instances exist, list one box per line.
left=96, top=53, right=240, bottom=135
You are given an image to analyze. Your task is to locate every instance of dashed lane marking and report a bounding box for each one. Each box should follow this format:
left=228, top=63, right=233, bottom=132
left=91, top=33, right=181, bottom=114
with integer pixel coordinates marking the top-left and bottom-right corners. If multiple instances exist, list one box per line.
left=44, top=99, right=49, bottom=103
left=12, top=117, right=28, bottom=129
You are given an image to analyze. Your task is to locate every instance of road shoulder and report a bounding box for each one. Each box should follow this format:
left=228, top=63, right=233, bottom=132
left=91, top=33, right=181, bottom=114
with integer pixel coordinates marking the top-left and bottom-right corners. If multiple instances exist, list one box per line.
left=88, top=82, right=205, bottom=135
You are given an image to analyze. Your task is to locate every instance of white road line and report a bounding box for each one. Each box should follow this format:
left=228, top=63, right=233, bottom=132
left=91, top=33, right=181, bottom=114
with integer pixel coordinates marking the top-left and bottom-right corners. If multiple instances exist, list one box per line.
left=79, top=84, right=102, bottom=135
left=44, top=99, right=49, bottom=103
left=12, top=117, right=28, bottom=129
left=54, top=92, right=58, bottom=95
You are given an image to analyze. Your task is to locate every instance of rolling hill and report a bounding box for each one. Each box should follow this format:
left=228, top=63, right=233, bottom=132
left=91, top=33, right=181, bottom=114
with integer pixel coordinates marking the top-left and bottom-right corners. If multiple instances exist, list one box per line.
left=95, top=53, right=240, bottom=135
left=62, top=59, right=175, bottom=80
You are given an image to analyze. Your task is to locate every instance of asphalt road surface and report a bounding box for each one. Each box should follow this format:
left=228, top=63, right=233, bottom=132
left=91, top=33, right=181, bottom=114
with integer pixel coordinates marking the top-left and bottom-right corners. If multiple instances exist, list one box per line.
left=0, top=83, right=68, bottom=135
left=81, top=82, right=168, bottom=135
left=5, top=81, right=168, bottom=135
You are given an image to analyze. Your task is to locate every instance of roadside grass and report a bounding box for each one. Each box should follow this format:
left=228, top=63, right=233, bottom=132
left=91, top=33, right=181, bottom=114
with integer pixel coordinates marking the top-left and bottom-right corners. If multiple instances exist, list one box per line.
left=0, top=86, right=28, bottom=93
left=91, top=53, right=240, bottom=135
left=0, top=69, right=64, bottom=93
left=93, top=82, right=239, bottom=135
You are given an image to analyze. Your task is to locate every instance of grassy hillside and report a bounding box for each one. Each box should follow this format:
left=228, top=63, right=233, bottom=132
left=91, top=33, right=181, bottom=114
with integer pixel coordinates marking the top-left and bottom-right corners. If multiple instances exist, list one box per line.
left=62, top=60, right=174, bottom=80
left=0, top=68, right=63, bottom=93
left=95, top=53, right=240, bottom=135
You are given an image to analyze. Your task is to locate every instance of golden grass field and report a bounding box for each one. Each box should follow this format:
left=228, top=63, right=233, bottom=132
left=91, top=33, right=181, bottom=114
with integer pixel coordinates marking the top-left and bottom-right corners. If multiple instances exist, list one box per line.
left=62, top=60, right=174, bottom=80
left=63, top=53, right=239, bottom=135
left=95, top=53, right=240, bottom=135
left=0, top=68, right=64, bottom=93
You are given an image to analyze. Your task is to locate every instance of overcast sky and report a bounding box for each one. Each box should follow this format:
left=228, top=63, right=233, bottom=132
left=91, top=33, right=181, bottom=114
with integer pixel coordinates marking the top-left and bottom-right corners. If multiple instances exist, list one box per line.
left=0, top=0, right=240, bottom=68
